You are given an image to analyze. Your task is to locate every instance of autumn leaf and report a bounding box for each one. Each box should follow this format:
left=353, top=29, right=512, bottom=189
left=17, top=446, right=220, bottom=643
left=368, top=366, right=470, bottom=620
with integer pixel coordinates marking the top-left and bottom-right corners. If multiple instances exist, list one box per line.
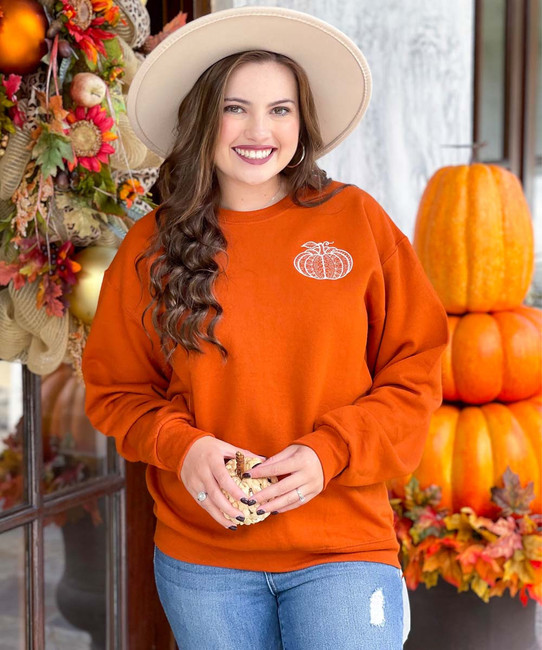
left=470, top=575, right=491, bottom=602
left=518, top=515, right=540, bottom=535
left=142, top=11, right=187, bottom=53
left=475, top=555, right=504, bottom=587
left=1, top=74, right=22, bottom=100
left=36, top=275, right=65, bottom=317
left=484, top=530, right=523, bottom=560
left=31, top=125, right=74, bottom=179
left=457, top=543, right=485, bottom=571
left=491, top=467, right=536, bottom=516
left=93, top=189, right=125, bottom=216
left=522, top=535, right=542, bottom=562
left=423, top=545, right=463, bottom=587
left=0, top=261, right=25, bottom=288
left=48, top=94, right=70, bottom=133
left=503, top=549, right=535, bottom=585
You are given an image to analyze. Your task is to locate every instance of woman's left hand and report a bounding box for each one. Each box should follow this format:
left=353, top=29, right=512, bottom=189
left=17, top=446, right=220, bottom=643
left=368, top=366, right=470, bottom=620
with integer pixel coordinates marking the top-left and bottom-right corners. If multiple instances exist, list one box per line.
left=246, top=444, right=324, bottom=514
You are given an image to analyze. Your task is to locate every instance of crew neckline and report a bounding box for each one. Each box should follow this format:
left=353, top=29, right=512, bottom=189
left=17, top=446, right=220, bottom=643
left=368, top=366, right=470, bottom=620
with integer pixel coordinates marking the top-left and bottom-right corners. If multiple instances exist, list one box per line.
left=218, top=193, right=295, bottom=224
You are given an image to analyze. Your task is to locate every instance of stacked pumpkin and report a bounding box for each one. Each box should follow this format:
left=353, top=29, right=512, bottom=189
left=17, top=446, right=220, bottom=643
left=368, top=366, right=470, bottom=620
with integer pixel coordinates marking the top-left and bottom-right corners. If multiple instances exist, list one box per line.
left=393, top=163, right=541, bottom=517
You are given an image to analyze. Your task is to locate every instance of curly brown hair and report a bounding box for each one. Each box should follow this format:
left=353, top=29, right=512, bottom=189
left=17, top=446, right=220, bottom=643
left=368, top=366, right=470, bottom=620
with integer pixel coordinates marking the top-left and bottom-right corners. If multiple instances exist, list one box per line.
left=137, top=50, right=347, bottom=362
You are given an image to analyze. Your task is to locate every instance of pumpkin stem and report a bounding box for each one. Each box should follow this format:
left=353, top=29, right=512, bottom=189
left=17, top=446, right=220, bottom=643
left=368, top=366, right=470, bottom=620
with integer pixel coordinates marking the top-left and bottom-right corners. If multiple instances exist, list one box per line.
left=469, top=141, right=487, bottom=164
left=235, top=451, right=244, bottom=479
left=441, top=142, right=487, bottom=164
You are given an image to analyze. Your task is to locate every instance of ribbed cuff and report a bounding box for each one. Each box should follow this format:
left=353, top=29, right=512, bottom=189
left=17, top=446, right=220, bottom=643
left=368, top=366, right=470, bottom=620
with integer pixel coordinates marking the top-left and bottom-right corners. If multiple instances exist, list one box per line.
left=156, top=419, right=215, bottom=476
left=294, top=425, right=349, bottom=489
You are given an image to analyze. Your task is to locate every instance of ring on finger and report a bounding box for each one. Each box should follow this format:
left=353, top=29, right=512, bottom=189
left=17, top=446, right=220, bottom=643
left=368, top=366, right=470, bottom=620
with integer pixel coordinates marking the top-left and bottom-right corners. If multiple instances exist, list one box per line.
left=296, top=488, right=306, bottom=503
left=196, top=491, right=208, bottom=502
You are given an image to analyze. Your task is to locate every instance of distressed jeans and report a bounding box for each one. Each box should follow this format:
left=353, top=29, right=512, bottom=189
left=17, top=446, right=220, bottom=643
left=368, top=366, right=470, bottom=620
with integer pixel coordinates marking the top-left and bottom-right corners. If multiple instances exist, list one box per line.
left=154, top=547, right=410, bottom=649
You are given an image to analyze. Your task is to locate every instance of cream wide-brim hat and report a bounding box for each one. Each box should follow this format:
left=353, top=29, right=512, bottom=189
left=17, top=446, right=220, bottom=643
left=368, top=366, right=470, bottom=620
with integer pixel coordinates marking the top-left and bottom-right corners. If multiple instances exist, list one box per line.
left=127, top=6, right=372, bottom=159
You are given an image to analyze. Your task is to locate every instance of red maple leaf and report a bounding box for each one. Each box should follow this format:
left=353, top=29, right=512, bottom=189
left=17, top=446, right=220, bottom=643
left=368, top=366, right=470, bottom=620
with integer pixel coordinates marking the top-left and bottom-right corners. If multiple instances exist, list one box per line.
left=0, top=261, right=25, bottom=288
left=2, top=74, right=22, bottom=100
left=36, top=276, right=65, bottom=317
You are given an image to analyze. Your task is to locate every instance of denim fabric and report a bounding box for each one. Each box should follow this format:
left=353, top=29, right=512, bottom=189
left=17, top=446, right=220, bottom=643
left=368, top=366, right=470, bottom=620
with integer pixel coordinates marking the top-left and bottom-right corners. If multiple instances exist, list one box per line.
left=154, top=547, right=410, bottom=649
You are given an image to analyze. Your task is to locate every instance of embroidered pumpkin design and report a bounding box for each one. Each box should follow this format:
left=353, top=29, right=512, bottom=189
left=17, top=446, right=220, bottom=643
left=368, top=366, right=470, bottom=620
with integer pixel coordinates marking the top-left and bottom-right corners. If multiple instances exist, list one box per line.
left=222, top=452, right=278, bottom=526
left=294, top=241, right=353, bottom=280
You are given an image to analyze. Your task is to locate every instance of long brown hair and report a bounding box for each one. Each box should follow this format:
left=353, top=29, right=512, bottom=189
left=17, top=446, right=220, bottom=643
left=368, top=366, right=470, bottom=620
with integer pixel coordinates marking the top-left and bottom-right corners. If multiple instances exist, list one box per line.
left=137, top=50, right=347, bottom=362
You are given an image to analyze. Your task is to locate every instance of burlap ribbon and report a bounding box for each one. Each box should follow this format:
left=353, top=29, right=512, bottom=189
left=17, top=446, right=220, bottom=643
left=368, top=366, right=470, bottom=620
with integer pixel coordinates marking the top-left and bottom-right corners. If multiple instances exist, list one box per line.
left=0, top=128, right=33, bottom=201
left=108, top=47, right=164, bottom=171
left=0, top=282, right=69, bottom=375
left=0, top=199, right=15, bottom=223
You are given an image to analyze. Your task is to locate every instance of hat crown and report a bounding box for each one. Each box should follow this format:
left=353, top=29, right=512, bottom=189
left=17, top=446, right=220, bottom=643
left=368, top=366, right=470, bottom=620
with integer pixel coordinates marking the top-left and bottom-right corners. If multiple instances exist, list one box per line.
left=127, top=6, right=372, bottom=159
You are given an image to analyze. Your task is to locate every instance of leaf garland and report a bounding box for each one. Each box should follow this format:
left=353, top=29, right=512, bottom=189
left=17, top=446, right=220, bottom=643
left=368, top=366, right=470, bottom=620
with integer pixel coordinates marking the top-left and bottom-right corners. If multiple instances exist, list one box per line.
left=391, top=469, right=542, bottom=605
left=0, top=0, right=157, bottom=326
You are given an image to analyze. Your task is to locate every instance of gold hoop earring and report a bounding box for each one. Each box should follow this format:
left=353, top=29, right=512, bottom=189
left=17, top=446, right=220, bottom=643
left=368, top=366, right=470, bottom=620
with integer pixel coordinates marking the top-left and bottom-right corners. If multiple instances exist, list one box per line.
left=286, top=142, right=305, bottom=168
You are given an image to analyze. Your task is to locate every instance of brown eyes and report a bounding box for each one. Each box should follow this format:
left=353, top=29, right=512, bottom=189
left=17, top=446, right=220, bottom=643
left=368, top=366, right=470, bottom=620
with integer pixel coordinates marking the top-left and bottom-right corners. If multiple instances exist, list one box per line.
left=223, top=105, right=291, bottom=115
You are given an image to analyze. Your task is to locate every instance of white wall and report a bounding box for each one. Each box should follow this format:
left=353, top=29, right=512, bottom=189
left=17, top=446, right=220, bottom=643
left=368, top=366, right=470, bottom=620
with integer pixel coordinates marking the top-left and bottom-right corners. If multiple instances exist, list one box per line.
left=212, top=0, right=474, bottom=240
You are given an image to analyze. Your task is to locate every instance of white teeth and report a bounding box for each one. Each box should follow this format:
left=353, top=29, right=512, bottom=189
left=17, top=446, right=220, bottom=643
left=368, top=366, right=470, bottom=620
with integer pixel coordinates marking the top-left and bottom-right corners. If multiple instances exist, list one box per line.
left=234, top=147, right=273, bottom=160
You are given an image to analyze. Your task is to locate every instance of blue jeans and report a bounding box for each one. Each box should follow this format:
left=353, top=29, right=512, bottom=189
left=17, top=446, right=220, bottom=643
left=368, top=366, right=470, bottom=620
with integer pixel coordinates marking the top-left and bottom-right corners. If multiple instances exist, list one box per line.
left=154, top=547, right=410, bottom=649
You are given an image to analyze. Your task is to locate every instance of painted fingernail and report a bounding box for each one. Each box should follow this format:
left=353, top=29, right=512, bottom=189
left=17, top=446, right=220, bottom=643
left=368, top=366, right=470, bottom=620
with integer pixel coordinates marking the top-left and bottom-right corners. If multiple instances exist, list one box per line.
left=252, top=462, right=262, bottom=468
left=236, top=515, right=245, bottom=522
left=247, top=499, right=257, bottom=506
left=228, top=525, right=238, bottom=531
left=256, top=509, right=265, bottom=515
left=271, top=511, right=279, bottom=515
left=242, top=472, right=251, bottom=479
left=240, top=498, right=250, bottom=505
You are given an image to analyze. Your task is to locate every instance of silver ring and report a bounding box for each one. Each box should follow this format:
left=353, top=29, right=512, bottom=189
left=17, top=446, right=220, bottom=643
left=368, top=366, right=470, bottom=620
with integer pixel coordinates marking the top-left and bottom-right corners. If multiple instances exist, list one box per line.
left=196, top=491, right=208, bottom=502
left=296, top=488, right=306, bottom=503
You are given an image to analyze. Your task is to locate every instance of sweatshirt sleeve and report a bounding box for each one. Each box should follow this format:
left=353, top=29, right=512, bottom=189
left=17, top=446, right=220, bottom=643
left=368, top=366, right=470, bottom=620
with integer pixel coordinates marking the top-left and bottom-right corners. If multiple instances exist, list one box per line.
left=81, top=225, right=213, bottom=475
left=294, top=235, right=449, bottom=489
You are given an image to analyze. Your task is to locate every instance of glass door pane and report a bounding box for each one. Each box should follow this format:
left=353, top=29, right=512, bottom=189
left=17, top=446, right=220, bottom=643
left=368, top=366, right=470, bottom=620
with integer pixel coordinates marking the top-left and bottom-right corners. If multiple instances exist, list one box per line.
left=0, top=362, right=26, bottom=513
left=479, top=0, right=507, bottom=161
left=0, top=526, right=27, bottom=649
left=44, top=497, right=106, bottom=650
left=42, top=364, right=108, bottom=497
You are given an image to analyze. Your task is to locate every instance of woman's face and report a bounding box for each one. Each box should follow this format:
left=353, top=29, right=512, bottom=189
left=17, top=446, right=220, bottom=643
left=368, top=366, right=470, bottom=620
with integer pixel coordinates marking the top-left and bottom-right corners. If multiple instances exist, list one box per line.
left=213, top=61, right=300, bottom=196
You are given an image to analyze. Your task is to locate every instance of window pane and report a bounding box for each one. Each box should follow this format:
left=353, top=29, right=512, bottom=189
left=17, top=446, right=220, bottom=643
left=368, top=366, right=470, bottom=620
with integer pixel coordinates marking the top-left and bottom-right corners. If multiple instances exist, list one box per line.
left=45, top=497, right=106, bottom=649
left=533, top=4, right=542, bottom=252
left=530, top=5, right=542, bottom=307
left=42, top=364, right=108, bottom=497
left=0, top=526, right=27, bottom=649
left=479, top=0, right=507, bottom=161
left=537, top=6, right=542, bottom=163
left=0, top=362, right=26, bottom=513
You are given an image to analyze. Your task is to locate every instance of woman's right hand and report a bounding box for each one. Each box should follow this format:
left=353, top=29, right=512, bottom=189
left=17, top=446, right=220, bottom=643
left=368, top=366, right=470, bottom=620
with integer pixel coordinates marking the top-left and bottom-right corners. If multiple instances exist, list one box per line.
left=180, top=436, right=265, bottom=530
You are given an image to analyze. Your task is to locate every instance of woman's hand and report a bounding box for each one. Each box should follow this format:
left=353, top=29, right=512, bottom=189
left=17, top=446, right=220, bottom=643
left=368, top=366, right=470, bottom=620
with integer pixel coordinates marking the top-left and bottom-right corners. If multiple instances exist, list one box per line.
left=180, top=437, right=266, bottom=530
left=244, top=444, right=324, bottom=514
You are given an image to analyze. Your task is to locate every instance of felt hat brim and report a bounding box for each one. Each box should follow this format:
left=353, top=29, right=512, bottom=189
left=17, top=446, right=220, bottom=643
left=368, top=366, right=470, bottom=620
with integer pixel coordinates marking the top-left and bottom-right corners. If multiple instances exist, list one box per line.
left=127, top=6, right=372, bottom=159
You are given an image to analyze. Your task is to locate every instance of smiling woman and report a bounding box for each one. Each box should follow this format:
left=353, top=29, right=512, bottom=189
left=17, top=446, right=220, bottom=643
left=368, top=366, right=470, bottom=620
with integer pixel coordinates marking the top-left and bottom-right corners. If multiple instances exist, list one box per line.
left=213, top=59, right=300, bottom=209
left=82, top=6, right=448, bottom=649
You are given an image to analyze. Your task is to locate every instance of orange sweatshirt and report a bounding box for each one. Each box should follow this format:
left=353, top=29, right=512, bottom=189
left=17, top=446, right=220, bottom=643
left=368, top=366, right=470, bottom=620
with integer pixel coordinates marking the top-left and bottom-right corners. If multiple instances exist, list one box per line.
left=82, top=182, right=448, bottom=572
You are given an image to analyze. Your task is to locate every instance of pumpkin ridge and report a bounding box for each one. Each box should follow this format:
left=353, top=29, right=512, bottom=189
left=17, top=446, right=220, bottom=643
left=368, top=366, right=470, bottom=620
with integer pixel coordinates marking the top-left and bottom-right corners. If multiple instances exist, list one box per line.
left=442, top=166, right=468, bottom=312
left=468, top=165, right=502, bottom=311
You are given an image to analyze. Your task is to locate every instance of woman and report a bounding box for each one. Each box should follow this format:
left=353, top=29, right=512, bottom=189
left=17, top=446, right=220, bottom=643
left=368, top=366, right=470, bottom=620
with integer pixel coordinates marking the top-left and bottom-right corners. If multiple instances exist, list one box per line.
left=82, top=7, right=448, bottom=649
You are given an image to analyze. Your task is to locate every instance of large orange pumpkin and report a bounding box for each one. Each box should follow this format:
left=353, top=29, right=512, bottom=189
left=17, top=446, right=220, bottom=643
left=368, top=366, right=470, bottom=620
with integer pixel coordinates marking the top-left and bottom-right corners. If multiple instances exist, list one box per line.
left=413, top=164, right=534, bottom=313
left=389, top=396, right=542, bottom=517
left=443, top=306, right=542, bottom=404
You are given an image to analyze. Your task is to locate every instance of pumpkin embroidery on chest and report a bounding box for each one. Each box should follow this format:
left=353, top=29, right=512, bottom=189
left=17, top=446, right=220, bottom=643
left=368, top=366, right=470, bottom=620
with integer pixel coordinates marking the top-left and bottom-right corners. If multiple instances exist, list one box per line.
left=293, top=241, right=353, bottom=280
